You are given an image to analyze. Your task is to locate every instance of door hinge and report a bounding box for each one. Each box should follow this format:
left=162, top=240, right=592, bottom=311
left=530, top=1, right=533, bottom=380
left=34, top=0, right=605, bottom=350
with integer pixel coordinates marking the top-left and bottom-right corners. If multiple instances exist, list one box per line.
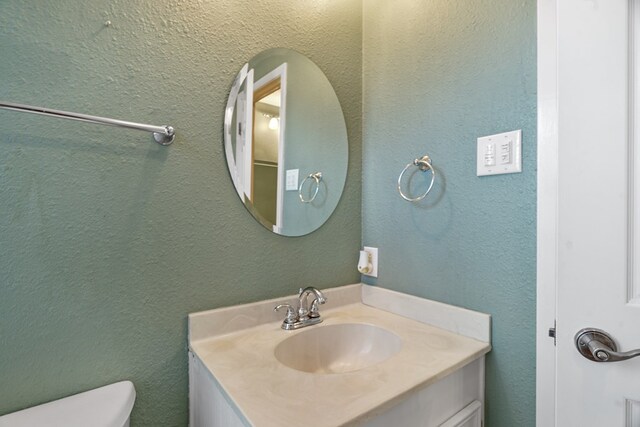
left=548, top=320, right=556, bottom=346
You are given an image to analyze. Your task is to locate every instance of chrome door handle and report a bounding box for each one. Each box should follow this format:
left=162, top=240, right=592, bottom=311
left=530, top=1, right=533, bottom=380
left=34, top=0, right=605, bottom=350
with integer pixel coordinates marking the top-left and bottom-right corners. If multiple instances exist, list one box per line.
left=575, top=328, right=640, bottom=362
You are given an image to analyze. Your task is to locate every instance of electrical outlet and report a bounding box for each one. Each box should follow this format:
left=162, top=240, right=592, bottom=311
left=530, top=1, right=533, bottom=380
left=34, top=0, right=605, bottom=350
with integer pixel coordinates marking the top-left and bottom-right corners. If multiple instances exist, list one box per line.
left=363, top=246, right=378, bottom=278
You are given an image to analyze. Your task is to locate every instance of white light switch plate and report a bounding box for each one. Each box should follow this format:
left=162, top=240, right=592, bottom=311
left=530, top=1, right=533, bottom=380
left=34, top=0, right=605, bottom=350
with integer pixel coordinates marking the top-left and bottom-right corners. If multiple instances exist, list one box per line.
left=477, top=130, right=522, bottom=176
left=286, top=169, right=299, bottom=191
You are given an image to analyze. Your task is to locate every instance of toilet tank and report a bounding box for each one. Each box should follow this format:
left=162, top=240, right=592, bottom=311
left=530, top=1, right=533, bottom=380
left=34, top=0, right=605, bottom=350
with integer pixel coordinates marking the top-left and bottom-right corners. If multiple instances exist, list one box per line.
left=0, top=381, right=136, bottom=427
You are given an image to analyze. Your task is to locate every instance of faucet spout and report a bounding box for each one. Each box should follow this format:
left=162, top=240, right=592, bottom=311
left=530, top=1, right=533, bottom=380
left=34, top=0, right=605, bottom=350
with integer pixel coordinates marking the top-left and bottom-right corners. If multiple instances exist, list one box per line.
left=298, top=286, right=327, bottom=319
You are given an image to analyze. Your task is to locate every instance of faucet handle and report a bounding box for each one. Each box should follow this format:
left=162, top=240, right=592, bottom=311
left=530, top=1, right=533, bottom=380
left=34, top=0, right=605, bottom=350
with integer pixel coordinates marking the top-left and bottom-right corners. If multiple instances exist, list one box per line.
left=308, top=294, right=327, bottom=319
left=274, top=304, right=297, bottom=324
left=308, top=299, right=322, bottom=318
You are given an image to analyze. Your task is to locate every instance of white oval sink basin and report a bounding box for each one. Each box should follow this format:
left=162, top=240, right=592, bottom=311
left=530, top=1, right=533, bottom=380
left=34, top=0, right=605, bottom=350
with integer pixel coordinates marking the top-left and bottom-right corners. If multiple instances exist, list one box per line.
left=274, top=323, right=402, bottom=374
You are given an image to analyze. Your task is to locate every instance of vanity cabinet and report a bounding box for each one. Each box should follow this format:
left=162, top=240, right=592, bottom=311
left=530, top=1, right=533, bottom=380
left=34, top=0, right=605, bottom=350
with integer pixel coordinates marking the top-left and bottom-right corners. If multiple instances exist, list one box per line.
left=189, top=353, right=246, bottom=427
left=188, top=284, right=490, bottom=427
left=189, top=352, right=484, bottom=427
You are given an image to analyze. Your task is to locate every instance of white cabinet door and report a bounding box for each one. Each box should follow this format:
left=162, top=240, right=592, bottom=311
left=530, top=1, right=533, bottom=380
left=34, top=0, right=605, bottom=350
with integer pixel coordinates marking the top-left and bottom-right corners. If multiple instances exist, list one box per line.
left=439, top=401, right=481, bottom=427
left=554, top=1, right=640, bottom=425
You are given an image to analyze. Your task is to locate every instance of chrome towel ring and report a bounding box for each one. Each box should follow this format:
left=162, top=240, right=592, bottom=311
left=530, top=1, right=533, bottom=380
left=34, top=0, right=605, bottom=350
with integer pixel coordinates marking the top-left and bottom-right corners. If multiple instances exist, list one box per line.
left=299, top=172, right=323, bottom=203
left=397, top=155, right=435, bottom=202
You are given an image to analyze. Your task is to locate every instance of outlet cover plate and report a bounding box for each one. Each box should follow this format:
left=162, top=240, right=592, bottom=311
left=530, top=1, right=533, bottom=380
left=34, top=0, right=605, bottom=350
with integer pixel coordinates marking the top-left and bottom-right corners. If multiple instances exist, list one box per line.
left=363, top=246, right=378, bottom=278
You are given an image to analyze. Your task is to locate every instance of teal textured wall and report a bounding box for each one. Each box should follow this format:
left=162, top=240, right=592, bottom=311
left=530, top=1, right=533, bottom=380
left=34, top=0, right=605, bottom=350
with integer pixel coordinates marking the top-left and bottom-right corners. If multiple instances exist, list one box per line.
left=363, top=1, right=536, bottom=426
left=0, top=1, right=362, bottom=425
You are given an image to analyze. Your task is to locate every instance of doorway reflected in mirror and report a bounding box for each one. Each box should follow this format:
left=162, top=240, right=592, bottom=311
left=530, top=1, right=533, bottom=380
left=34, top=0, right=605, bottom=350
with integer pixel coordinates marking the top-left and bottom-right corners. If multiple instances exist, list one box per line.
left=223, top=48, right=348, bottom=236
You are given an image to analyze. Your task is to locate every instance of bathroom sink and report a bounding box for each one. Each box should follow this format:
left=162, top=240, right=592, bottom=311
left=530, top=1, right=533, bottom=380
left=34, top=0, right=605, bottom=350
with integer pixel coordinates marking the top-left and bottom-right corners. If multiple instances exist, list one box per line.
left=190, top=285, right=492, bottom=426
left=274, top=323, right=402, bottom=374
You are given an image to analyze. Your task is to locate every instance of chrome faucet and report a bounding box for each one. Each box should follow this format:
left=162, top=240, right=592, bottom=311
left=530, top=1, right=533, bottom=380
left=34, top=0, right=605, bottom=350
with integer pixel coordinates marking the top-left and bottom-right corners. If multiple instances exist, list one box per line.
left=274, top=287, right=327, bottom=330
left=298, top=286, right=327, bottom=319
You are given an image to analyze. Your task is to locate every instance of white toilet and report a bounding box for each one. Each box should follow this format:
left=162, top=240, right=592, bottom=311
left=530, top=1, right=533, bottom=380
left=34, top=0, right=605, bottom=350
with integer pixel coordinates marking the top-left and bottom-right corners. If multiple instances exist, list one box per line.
left=0, top=381, right=136, bottom=427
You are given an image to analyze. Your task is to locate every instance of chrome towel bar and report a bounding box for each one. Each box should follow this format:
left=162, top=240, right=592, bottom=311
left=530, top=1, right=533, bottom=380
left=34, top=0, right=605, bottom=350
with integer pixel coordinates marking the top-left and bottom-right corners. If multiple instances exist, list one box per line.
left=0, top=101, right=175, bottom=145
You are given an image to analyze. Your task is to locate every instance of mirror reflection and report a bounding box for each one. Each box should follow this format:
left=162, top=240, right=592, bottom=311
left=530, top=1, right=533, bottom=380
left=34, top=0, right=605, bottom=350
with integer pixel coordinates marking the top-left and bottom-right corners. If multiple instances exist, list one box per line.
left=224, top=48, right=348, bottom=236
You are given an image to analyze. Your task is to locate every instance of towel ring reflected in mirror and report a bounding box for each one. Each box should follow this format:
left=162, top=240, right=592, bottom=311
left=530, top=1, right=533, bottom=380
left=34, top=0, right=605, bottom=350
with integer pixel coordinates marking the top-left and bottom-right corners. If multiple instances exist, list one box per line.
left=299, top=172, right=323, bottom=203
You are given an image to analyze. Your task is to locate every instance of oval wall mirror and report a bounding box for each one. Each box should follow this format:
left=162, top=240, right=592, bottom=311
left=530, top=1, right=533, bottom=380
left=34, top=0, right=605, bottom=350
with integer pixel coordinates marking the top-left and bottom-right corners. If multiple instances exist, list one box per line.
left=223, top=48, right=348, bottom=236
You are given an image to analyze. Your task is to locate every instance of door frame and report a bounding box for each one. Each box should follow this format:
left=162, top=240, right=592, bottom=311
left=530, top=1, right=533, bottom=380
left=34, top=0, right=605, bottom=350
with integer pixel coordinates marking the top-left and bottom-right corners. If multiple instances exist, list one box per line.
left=251, top=76, right=281, bottom=203
left=536, top=0, right=558, bottom=426
left=252, top=63, right=288, bottom=234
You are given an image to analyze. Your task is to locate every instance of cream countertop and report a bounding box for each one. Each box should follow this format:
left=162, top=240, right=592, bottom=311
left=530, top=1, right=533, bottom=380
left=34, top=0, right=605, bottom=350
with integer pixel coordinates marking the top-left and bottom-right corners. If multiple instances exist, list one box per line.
left=189, top=286, right=491, bottom=427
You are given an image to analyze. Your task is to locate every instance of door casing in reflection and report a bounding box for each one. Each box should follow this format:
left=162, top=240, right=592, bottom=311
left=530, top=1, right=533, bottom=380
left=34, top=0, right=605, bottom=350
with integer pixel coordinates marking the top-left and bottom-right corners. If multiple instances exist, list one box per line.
left=251, top=64, right=287, bottom=233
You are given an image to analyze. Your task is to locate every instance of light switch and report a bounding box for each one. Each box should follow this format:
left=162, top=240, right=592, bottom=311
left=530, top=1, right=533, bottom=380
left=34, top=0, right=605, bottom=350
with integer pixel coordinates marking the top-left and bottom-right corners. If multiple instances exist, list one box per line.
left=286, top=169, right=299, bottom=191
left=477, top=130, right=522, bottom=176
left=484, top=143, right=496, bottom=166
left=499, top=141, right=512, bottom=164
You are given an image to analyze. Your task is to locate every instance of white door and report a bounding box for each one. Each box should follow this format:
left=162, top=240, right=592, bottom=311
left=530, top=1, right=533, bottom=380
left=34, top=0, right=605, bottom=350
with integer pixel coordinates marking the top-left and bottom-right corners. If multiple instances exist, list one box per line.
left=224, top=65, right=254, bottom=201
left=237, top=69, right=254, bottom=201
left=550, top=0, right=640, bottom=425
